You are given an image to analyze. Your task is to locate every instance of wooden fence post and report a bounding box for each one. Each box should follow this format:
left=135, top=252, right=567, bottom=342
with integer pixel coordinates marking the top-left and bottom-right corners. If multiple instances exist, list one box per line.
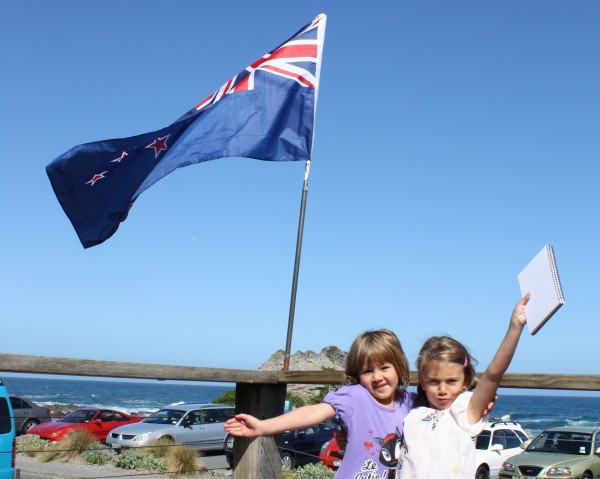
left=232, top=383, right=286, bottom=479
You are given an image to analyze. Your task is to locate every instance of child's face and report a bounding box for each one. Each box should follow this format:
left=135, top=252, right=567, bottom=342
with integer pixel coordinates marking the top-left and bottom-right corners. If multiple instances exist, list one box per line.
left=359, top=361, right=399, bottom=407
left=419, top=359, right=466, bottom=410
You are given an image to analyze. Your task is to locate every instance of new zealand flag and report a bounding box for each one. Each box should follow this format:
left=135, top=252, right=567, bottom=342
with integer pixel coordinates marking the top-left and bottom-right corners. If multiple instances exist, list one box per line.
left=46, top=14, right=326, bottom=248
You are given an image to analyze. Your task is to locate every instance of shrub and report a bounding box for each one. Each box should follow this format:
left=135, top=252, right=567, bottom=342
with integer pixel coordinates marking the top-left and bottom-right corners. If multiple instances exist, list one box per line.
left=308, top=386, right=334, bottom=404
left=40, top=429, right=99, bottom=462
left=293, top=462, right=335, bottom=478
left=286, top=393, right=305, bottom=408
left=112, top=448, right=167, bottom=472
left=82, top=443, right=112, bottom=465
left=15, top=435, right=50, bottom=457
left=212, top=389, right=235, bottom=404
left=166, top=445, right=204, bottom=477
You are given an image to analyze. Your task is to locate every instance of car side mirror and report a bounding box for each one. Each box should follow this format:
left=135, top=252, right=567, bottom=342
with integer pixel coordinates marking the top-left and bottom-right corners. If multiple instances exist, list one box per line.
left=91, top=419, right=102, bottom=425
left=520, top=443, right=527, bottom=449
left=490, top=444, right=504, bottom=452
left=182, top=417, right=193, bottom=427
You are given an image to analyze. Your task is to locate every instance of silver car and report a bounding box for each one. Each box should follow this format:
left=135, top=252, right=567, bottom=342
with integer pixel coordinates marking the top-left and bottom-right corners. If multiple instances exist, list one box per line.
left=107, top=403, right=234, bottom=452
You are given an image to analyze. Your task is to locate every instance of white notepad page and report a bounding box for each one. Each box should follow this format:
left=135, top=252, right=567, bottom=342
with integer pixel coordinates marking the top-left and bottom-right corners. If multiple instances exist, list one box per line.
left=518, top=245, right=565, bottom=335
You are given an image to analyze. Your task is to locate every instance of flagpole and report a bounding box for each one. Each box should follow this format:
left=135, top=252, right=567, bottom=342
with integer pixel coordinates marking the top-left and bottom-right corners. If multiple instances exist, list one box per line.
left=282, top=160, right=311, bottom=371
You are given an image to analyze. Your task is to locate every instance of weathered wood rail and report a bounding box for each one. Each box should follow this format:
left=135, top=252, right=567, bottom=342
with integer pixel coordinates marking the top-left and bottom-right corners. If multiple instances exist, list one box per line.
left=2, top=353, right=600, bottom=479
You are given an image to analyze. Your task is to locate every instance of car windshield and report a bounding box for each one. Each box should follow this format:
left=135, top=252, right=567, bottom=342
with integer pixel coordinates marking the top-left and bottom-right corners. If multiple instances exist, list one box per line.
left=142, top=409, right=184, bottom=425
left=60, top=410, right=96, bottom=423
left=527, top=431, right=592, bottom=455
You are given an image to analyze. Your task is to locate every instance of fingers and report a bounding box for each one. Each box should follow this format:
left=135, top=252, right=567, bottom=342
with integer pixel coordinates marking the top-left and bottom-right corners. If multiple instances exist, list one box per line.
left=223, top=414, right=259, bottom=437
left=224, top=422, right=248, bottom=436
left=521, top=292, right=531, bottom=304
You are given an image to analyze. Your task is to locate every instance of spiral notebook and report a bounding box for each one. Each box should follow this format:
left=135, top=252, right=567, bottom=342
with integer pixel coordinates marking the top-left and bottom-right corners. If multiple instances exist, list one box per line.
left=518, top=244, right=565, bottom=335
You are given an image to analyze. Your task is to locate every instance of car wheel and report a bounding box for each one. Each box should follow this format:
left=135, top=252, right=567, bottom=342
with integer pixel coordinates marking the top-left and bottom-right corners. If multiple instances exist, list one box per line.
left=581, top=474, right=592, bottom=479
left=281, top=451, right=294, bottom=470
left=22, top=419, right=39, bottom=435
left=475, top=465, right=489, bottom=479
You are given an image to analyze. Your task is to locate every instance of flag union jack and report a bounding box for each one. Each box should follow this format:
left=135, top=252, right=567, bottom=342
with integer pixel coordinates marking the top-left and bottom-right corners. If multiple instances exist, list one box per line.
left=193, top=17, right=322, bottom=112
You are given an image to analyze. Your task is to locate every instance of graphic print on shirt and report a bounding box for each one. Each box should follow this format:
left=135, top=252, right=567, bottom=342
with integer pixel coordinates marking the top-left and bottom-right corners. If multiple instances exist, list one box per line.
left=420, top=409, right=443, bottom=430
left=357, top=428, right=404, bottom=479
left=377, top=428, right=404, bottom=479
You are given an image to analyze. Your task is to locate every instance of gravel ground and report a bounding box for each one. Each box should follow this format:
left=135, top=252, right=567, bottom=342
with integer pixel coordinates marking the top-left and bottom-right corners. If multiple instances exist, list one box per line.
left=16, top=454, right=232, bottom=479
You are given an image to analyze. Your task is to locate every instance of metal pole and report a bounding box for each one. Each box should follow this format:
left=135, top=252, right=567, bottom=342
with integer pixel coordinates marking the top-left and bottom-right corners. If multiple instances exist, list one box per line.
left=282, top=160, right=311, bottom=371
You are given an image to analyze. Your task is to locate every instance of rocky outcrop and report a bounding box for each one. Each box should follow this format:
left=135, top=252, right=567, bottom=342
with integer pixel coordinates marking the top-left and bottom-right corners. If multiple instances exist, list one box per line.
left=258, top=346, right=348, bottom=403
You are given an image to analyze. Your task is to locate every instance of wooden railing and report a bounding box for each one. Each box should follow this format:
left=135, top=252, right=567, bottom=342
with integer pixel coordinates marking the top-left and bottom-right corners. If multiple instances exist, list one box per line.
left=2, top=353, right=600, bottom=479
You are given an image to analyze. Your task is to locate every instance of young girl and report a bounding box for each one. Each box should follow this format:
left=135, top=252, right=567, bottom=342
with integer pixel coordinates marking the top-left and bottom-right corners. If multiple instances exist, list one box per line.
left=224, top=329, right=416, bottom=478
left=399, top=294, right=530, bottom=478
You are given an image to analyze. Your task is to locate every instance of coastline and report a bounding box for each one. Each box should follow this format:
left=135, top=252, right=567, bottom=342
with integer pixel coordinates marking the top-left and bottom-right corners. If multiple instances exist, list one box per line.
left=46, top=402, right=153, bottom=417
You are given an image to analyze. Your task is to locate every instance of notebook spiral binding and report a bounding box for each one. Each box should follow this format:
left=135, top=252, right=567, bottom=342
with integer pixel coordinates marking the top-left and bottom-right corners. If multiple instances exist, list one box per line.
left=546, top=245, right=565, bottom=304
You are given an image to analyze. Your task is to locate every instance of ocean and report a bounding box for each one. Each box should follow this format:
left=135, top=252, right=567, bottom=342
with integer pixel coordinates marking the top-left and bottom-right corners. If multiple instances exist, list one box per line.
left=1, top=375, right=233, bottom=415
left=3, top=375, right=600, bottom=437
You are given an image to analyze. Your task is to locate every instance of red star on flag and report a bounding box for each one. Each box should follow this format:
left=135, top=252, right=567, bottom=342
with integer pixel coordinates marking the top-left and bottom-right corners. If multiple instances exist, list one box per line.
left=145, top=135, right=170, bottom=158
left=111, top=151, right=128, bottom=163
left=85, top=171, right=108, bottom=186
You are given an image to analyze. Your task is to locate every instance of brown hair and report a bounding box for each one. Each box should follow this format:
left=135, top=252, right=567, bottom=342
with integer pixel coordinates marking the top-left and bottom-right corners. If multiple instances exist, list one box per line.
left=345, top=329, right=410, bottom=393
left=415, top=335, right=477, bottom=406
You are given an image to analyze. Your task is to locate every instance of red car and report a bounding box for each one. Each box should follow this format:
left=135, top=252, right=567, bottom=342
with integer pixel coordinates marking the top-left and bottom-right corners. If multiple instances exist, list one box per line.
left=27, top=409, right=144, bottom=443
left=319, top=434, right=345, bottom=470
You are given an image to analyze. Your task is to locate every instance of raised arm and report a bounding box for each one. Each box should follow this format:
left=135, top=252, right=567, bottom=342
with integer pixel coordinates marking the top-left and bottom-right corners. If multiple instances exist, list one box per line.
left=468, top=293, right=530, bottom=424
left=224, top=402, right=335, bottom=437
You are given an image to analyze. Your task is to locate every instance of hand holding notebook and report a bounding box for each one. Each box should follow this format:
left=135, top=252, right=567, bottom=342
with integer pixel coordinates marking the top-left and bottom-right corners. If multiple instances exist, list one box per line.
left=518, top=245, right=565, bottom=335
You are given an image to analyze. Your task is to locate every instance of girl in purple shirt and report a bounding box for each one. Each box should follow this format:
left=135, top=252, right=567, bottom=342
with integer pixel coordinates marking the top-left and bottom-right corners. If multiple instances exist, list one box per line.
left=225, top=329, right=415, bottom=478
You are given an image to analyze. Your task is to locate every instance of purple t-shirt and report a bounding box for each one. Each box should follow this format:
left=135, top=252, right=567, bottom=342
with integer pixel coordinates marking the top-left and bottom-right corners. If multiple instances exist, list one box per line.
left=324, top=384, right=416, bottom=479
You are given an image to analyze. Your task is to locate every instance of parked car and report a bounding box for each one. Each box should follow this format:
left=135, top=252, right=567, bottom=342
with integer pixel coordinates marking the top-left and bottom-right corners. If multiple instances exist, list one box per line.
left=0, top=380, right=15, bottom=479
left=9, top=396, right=52, bottom=435
left=319, top=420, right=530, bottom=478
left=319, top=431, right=344, bottom=470
left=475, top=421, right=530, bottom=479
left=226, top=419, right=340, bottom=469
left=27, top=408, right=144, bottom=442
left=499, top=427, right=600, bottom=479
left=108, top=403, right=234, bottom=452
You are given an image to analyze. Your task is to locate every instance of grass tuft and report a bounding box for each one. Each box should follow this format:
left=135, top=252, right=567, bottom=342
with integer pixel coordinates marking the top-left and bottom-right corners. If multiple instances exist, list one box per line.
left=40, top=429, right=99, bottom=462
left=146, top=436, right=175, bottom=458
left=165, top=445, right=204, bottom=477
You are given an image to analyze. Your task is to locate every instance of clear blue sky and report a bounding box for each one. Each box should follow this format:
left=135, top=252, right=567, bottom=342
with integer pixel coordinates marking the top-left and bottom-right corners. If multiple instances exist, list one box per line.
left=1, top=2, right=599, bottom=388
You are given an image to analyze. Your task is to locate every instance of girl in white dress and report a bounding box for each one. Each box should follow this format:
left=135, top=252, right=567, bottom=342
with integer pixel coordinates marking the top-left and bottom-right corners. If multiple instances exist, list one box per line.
left=400, top=294, right=530, bottom=479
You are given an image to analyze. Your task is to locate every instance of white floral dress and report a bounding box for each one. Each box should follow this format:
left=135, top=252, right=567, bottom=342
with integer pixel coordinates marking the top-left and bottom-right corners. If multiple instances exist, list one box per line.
left=399, top=391, right=487, bottom=479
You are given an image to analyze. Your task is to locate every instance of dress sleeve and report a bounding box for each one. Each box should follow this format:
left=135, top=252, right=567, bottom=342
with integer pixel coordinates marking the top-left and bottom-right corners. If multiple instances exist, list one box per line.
left=449, top=391, right=487, bottom=435
left=323, top=385, right=355, bottom=429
